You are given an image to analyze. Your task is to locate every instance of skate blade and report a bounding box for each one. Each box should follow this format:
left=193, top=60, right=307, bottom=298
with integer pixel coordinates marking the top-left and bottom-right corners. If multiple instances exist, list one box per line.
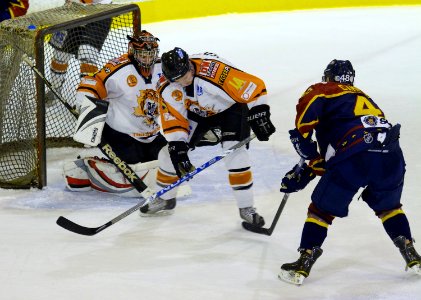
left=409, top=264, right=421, bottom=275
left=139, top=209, right=175, bottom=217
left=278, top=269, right=305, bottom=285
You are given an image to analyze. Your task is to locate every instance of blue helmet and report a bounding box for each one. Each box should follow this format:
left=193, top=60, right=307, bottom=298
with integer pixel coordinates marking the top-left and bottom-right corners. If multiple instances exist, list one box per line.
left=161, top=47, right=190, bottom=82
left=322, top=59, right=355, bottom=85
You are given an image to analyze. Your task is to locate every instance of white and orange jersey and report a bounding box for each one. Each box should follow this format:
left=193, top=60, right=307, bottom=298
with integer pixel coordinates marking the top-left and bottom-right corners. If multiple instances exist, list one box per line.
left=158, top=52, right=268, bottom=142
left=67, top=0, right=112, bottom=5
left=77, top=53, right=163, bottom=143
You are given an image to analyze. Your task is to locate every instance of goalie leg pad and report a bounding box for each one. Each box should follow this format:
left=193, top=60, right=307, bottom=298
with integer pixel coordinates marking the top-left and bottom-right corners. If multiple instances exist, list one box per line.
left=84, top=157, right=144, bottom=197
left=63, top=157, right=156, bottom=197
left=63, top=159, right=92, bottom=192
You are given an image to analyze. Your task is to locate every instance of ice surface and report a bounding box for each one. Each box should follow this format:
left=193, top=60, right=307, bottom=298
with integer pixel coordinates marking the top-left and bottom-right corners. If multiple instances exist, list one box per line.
left=1, top=6, right=421, bottom=300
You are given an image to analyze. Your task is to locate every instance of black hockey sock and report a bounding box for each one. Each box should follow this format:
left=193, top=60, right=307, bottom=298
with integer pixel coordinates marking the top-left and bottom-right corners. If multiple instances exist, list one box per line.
left=299, top=220, right=328, bottom=250
left=382, top=212, right=412, bottom=241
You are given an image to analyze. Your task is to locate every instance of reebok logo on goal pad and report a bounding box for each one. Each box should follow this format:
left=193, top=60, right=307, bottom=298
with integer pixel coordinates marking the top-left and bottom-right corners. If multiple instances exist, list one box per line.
left=101, top=144, right=137, bottom=182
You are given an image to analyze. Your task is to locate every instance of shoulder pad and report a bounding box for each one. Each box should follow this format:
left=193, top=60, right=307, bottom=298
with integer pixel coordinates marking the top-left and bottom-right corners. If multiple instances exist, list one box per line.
left=106, top=54, right=131, bottom=68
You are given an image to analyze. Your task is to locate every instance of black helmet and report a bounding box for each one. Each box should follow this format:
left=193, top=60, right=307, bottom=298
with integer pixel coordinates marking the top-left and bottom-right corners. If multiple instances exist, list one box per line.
left=322, top=59, right=355, bottom=85
left=161, top=47, right=190, bottom=82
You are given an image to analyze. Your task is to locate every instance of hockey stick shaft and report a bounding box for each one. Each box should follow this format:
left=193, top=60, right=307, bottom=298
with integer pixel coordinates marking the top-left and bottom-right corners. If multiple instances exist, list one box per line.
left=22, top=55, right=150, bottom=194
left=242, top=158, right=305, bottom=235
left=22, top=55, right=79, bottom=117
left=57, top=134, right=256, bottom=235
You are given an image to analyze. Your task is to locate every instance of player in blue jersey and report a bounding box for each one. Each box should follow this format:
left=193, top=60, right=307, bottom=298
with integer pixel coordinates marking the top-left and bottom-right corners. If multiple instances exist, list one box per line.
left=278, top=59, right=421, bottom=285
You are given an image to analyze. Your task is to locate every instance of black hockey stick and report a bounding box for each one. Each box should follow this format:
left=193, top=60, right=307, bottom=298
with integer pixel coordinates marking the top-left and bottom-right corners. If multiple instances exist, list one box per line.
left=22, top=55, right=151, bottom=195
left=242, top=158, right=305, bottom=236
left=56, top=134, right=256, bottom=235
left=22, top=55, right=79, bottom=117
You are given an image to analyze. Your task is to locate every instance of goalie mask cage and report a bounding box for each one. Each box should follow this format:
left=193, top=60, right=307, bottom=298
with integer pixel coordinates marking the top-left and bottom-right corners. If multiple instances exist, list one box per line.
left=0, top=3, right=140, bottom=189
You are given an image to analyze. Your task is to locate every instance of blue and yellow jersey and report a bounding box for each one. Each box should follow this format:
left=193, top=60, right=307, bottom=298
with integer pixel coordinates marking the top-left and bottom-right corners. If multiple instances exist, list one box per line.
left=295, top=81, right=390, bottom=165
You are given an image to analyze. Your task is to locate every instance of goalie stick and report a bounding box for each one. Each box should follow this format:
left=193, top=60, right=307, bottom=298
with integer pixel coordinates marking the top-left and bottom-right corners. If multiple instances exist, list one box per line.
left=242, top=158, right=305, bottom=236
left=56, top=134, right=256, bottom=235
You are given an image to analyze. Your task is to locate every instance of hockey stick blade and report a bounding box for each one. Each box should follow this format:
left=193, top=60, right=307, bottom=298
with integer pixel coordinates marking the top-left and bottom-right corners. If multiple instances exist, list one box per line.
left=241, top=221, right=271, bottom=235
left=56, top=216, right=110, bottom=236
left=242, top=158, right=305, bottom=236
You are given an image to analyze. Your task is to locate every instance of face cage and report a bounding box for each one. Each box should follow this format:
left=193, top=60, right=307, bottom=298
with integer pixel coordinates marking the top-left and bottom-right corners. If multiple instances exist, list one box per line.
left=132, top=47, right=159, bottom=69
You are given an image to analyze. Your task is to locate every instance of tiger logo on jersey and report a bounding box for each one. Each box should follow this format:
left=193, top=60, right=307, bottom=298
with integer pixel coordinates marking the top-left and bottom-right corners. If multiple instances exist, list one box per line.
left=133, top=89, right=160, bottom=125
left=185, top=98, right=216, bottom=118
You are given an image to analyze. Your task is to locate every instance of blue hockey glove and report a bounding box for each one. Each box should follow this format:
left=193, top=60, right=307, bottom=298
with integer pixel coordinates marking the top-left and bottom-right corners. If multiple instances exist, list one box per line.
left=280, top=163, right=315, bottom=193
left=247, top=104, right=276, bottom=141
left=168, top=141, right=196, bottom=178
left=289, top=128, right=319, bottom=160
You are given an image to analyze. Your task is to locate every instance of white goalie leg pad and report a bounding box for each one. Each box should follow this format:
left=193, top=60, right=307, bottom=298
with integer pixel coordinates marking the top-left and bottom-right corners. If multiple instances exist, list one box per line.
left=223, top=141, right=254, bottom=208
left=73, top=95, right=108, bottom=147
left=84, top=157, right=156, bottom=197
left=63, top=159, right=92, bottom=192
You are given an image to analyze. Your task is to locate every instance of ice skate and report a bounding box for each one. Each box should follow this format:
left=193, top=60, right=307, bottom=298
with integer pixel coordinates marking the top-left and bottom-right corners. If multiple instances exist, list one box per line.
left=239, top=207, right=265, bottom=227
left=278, top=247, right=323, bottom=285
left=139, top=197, right=176, bottom=216
left=393, top=236, right=421, bottom=275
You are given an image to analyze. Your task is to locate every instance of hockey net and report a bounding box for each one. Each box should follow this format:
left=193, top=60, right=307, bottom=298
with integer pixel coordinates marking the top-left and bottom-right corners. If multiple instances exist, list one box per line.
left=0, top=3, right=140, bottom=189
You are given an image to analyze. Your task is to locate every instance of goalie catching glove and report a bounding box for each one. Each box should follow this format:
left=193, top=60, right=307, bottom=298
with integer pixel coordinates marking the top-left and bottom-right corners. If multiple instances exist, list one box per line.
left=247, top=104, right=276, bottom=141
left=280, top=163, right=316, bottom=193
left=168, top=141, right=196, bottom=178
left=73, top=95, right=108, bottom=146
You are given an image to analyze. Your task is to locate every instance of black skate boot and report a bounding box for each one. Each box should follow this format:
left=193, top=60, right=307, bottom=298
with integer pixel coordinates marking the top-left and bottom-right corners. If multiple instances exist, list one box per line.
left=278, top=247, right=323, bottom=285
left=239, top=207, right=265, bottom=227
left=139, top=197, right=176, bottom=216
left=393, top=236, right=421, bottom=275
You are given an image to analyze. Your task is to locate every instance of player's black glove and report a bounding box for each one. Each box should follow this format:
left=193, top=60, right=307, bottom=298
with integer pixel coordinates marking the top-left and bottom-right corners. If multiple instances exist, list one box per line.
left=289, top=128, right=319, bottom=160
left=247, top=104, right=276, bottom=141
left=168, top=141, right=196, bottom=178
left=280, top=163, right=315, bottom=193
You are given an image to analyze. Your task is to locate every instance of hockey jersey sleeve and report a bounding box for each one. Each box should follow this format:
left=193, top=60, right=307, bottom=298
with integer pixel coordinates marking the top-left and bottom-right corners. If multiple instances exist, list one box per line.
left=294, top=82, right=388, bottom=166
left=191, top=58, right=268, bottom=109
left=76, top=54, right=130, bottom=106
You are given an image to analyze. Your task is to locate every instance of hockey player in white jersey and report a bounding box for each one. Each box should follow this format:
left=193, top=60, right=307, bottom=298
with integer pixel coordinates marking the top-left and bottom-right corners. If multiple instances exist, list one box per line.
left=155, top=47, right=276, bottom=227
left=63, top=30, right=176, bottom=214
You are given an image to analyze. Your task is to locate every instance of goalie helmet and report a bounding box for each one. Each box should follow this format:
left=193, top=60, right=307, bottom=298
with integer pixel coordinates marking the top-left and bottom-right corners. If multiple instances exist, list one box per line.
left=128, top=30, right=159, bottom=78
left=161, top=47, right=190, bottom=82
left=322, top=59, right=355, bottom=85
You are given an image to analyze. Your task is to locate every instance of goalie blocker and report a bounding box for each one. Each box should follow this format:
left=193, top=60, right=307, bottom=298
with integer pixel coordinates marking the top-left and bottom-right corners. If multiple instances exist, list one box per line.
left=73, top=95, right=108, bottom=147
